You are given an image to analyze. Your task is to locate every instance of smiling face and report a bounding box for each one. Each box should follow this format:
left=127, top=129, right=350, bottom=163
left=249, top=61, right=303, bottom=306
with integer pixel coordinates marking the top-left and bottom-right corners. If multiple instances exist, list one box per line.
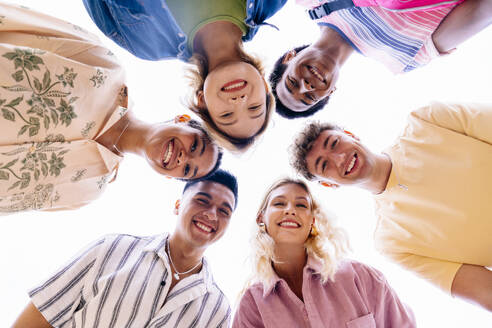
left=276, top=48, right=338, bottom=112
left=202, top=61, right=268, bottom=139
left=144, top=123, right=219, bottom=179
left=259, top=183, right=314, bottom=246
left=305, top=129, right=377, bottom=186
left=176, top=181, right=235, bottom=248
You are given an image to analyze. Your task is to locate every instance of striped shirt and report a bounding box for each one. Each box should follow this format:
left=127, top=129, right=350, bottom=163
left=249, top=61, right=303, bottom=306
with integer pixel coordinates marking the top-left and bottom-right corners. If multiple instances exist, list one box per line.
left=297, top=0, right=461, bottom=73
left=29, top=234, right=231, bottom=327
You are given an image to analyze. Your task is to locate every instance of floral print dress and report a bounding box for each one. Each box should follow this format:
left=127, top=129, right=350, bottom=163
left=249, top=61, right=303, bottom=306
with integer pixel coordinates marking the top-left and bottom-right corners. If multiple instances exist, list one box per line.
left=0, top=3, right=127, bottom=214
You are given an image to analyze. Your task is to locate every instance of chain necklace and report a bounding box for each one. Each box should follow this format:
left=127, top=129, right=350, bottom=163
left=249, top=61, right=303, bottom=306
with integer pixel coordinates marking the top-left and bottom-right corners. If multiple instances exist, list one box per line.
left=166, top=238, right=202, bottom=280
left=112, top=119, right=130, bottom=156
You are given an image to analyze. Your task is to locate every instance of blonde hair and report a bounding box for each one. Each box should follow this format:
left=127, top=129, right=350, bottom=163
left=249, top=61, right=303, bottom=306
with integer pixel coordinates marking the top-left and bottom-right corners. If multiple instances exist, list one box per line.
left=186, top=45, right=275, bottom=154
left=248, top=178, right=350, bottom=290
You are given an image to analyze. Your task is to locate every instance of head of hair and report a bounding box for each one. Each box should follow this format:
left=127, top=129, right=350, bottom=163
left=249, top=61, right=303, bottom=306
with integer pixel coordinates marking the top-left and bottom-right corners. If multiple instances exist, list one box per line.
left=246, top=178, right=349, bottom=290
left=182, top=169, right=238, bottom=209
left=186, top=45, right=275, bottom=153
left=182, top=119, right=224, bottom=180
left=269, top=45, right=330, bottom=119
left=290, top=121, right=343, bottom=180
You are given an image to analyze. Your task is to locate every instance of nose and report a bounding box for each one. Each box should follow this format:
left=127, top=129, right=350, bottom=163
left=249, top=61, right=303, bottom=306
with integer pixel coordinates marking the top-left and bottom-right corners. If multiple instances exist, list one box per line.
left=176, top=149, right=189, bottom=166
left=203, top=207, right=218, bottom=222
left=299, top=79, right=314, bottom=93
left=228, top=93, right=247, bottom=104
left=284, top=202, right=296, bottom=216
left=330, top=151, right=346, bottom=168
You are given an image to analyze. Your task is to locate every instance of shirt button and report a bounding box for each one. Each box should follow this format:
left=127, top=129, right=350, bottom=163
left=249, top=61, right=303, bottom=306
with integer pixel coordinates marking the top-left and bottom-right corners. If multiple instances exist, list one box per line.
left=249, top=3, right=253, bottom=8
left=178, top=33, right=184, bottom=38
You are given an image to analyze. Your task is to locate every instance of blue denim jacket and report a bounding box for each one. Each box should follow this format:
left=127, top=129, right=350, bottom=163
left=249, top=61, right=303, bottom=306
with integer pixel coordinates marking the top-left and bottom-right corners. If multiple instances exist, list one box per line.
left=83, top=0, right=287, bottom=61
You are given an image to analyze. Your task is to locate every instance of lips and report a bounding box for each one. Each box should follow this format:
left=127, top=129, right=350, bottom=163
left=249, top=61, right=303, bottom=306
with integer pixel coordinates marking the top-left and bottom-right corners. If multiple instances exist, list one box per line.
left=344, top=153, right=358, bottom=176
left=192, top=219, right=216, bottom=234
left=221, top=79, right=247, bottom=92
left=307, top=65, right=325, bottom=83
left=278, top=219, right=301, bottom=228
left=161, top=138, right=178, bottom=169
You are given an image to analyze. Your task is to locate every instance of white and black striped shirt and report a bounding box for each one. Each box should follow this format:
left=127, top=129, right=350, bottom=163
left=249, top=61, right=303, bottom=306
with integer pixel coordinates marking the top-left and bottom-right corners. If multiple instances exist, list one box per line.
left=29, top=233, right=231, bottom=327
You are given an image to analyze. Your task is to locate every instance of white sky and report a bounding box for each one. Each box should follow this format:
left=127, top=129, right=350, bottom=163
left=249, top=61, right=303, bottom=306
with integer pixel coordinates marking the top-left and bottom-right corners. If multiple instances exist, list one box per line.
left=1, top=1, right=492, bottom=326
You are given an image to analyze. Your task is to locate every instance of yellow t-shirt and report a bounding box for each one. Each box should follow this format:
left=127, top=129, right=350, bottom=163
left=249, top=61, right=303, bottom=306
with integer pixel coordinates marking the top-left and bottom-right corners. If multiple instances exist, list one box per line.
left=373, top=102, right=492, bottom=294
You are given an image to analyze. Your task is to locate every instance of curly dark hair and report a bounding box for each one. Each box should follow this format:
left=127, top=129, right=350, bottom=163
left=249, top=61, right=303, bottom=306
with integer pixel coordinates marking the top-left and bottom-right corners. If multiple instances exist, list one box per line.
left=183, top=169, right=238, bottom=209
left=270, top=45, right=330, bottom=119
left=290, top=121, right=342, bottom=180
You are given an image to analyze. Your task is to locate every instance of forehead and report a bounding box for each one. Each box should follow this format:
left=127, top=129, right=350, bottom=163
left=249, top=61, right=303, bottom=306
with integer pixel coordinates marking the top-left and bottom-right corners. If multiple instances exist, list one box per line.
left=185, top=181, right=235, bottom=207
left=268, top=183, right=311, bottom=201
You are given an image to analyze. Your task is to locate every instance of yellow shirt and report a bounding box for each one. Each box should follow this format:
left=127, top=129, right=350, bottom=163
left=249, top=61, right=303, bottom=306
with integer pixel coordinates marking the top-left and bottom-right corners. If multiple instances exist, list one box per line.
left=374, top=102, right=492, bottom=294
left=0, top=3, right=126, bottom=214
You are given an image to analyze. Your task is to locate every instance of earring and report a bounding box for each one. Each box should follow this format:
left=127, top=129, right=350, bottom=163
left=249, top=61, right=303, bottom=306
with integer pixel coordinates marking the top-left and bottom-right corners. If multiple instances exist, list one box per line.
left=318, top=181, right=339, bottom=188
left=343, top=129, right=359, bottom=141
left=310, top=224, right=319, bottom=237
left=174, top=114, right=191, bottom=123
left=175, top=199, right=180, bottom=209
left=258, top=222, right=266, bottom=233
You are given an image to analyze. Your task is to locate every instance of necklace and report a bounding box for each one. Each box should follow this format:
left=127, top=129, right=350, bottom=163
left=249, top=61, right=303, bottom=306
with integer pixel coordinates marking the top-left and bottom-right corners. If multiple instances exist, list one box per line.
left=166, top=238, right=202, bottom=280
left=112, top=119, right=130, bottom=156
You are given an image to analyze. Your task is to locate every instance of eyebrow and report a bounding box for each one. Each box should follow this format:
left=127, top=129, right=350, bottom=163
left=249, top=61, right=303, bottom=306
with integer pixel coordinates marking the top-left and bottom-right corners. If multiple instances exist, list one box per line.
left=315, top=156, right=322, bottom=172
left=199, top=138, right=206, bottom=156
left=191, top=166, right=198, bottom=179
left=284, top=79, right=293, bottom=95
left=323, top=136, right=329, bottom=148
left=196, top=192, right=212, bottom=199
left=295, top=196, right=308, bottom=201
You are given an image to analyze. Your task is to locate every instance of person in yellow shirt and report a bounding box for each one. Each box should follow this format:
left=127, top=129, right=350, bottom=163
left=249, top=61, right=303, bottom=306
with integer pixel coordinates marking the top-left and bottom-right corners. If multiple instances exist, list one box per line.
left=289, top=102, right=492, bottom=311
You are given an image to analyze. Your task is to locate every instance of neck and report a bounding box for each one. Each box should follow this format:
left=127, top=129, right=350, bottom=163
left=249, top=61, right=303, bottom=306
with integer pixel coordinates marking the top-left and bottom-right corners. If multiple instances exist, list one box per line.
left=116, top=112, right=151, bottom=156
left=316, top=26, right=354, bottom=66
left=368, top=153, right=392, bottom=194
left=272, top=244, right=307, bottom=284
left=193, top=21, right=244, bottom=71
left=168, top=233, right=205, bottom=272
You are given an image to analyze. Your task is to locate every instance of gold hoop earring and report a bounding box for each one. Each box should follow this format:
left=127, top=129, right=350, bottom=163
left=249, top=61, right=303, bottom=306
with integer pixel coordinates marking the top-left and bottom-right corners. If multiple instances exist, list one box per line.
left=310, top=225, right=319, bottom=237
left=258, top=222, right=266, bottom=233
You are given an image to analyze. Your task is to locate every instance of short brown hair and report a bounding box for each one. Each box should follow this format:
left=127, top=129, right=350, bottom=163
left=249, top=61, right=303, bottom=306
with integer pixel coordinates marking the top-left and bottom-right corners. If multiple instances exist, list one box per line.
left=186, top=45, right=274, bottom=154
left=290, top=121, right=342, bottom=180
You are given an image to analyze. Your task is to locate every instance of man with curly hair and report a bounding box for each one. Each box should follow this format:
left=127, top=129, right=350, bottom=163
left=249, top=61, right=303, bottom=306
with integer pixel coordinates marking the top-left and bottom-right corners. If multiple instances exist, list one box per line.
left=289, top=102, right=492, bottom=311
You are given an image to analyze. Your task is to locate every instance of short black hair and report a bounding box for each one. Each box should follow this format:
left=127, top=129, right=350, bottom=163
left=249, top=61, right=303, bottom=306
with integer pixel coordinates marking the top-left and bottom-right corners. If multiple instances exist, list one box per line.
left=269, top=45, right=330, bottom=119
left=185, top=119, right=224, bottom=180
left=183, top=169, right=239, bottom=209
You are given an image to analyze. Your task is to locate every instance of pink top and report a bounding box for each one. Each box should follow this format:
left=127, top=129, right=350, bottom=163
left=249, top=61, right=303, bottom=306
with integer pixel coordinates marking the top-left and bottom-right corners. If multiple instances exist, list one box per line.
left=233, top=258, right=416, bottom=328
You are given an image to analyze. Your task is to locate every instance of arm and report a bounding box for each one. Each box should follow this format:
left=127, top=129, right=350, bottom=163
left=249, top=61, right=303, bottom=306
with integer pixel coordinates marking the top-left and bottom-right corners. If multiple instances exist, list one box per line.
left=432, top=0, right=492, bottom=53
left=411, top=102, right=492, bottom=145
left=232, top=290, right=265, bottom=328
left=356, top=263, right=416, bottom=328
left=452, top=264, right=492, bottom=311
left=12, top=302, right=52, bottom=328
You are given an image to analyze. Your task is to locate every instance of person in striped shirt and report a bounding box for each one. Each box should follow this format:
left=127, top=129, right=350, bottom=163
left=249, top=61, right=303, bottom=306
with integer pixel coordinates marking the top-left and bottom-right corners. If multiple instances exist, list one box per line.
left=270, top=0, right=492, bottom=119
left=12, top=169, right=238, bottom=328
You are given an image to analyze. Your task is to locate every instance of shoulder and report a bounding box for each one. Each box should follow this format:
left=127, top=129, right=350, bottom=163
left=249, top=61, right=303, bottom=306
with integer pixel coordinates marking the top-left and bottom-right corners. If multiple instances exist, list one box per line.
left=335, top=260, right=387, bottom=284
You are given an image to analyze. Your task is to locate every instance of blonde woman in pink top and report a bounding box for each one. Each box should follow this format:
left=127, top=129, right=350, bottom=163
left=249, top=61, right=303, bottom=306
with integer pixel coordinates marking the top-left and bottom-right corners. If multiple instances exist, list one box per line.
left=233, top=178, right=415, bottom=328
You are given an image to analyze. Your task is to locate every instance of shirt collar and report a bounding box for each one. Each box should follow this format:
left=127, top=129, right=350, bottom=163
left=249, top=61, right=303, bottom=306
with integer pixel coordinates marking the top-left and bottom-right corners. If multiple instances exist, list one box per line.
left=262, top=254, right=323, bottom=297
left=142, top=233, right=215, bottom=292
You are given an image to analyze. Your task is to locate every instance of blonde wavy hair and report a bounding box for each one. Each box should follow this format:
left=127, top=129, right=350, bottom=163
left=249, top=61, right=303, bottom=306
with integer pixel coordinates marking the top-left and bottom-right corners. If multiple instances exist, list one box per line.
left=248, top=178, right=350, bottom=290
left=186, top=45, right=275, bottom=154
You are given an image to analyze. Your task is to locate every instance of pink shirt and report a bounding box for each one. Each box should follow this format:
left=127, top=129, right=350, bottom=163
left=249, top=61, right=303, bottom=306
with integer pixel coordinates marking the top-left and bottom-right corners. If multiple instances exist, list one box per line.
left=233, top=259, right=415, bottom=328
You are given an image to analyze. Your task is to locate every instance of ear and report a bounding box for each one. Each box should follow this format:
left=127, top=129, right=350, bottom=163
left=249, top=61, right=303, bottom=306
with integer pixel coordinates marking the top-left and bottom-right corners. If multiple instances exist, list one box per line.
left=343, top=129, right=360, bottom=141
left=195, top=90, right=206, bottom=111
left=174, top=199, right=180, bottom=215
left=282, top=50, right=297, bottom=64
left=256, top=212, right=264, bottom=225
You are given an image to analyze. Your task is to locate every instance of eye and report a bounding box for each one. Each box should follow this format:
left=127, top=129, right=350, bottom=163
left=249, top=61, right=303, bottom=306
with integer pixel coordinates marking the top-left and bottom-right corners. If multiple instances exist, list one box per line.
left=288, top=76, right=298, bottom=88
left=296, top=203, right=308, bottom=208
left=248, top=104, right=262, bottom=111
left=184, top=164, right=190, bottom=176
left=220, top=112, right=232, bottom=118
left=219, top=208, right=230, bottom=216
left=196, top=198, right=208, bottom=205
left=273, top=202, right=285, bottom=207
left=331, top=139, right=339, bottom=149
left=306, top=93, right=316, bottom=101
left=190, top=136, right=198, bottom=153
left=322, top=160, right=327, bottom=172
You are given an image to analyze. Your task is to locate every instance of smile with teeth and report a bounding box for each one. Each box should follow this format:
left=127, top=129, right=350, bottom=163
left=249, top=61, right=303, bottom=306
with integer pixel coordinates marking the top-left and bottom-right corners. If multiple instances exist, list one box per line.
left=221, top=80, right=247, bottom=92
left=162, top=139, right=174, bottom=167
left=194, top=220, right=214, bottom=233
left=345, top=154, right=358, bottom=175
left=278, top=220, right=300, bottom=228
left=308, top=66, right=324, bottom=83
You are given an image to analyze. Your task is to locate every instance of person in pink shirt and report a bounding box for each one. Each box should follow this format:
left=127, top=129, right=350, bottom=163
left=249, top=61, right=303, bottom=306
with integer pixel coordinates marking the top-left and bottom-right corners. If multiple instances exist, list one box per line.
left=233, top=178, right=415, bottom=328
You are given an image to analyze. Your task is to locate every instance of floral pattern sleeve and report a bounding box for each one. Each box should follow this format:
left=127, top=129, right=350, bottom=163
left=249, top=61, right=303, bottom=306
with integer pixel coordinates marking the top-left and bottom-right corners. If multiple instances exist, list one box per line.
left=0, top=3, right=126, bottom=215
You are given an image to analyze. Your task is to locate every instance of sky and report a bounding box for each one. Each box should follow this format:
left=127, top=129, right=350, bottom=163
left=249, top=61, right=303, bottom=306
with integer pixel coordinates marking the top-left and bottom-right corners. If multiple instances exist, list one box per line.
left=1, top=1, right=492, bottom=326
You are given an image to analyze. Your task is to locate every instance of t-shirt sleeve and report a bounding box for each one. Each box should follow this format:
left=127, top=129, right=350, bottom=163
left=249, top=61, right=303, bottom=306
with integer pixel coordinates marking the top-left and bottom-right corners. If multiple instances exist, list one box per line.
left=232, top=289, right=265, bottom=328
left=354, top=262, right=416, bottom=328
left=28, top=237, right=106, bottom=326
left=381, top=251, right=462, bottom=294
left=411, top=102, right=492, bottom=145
